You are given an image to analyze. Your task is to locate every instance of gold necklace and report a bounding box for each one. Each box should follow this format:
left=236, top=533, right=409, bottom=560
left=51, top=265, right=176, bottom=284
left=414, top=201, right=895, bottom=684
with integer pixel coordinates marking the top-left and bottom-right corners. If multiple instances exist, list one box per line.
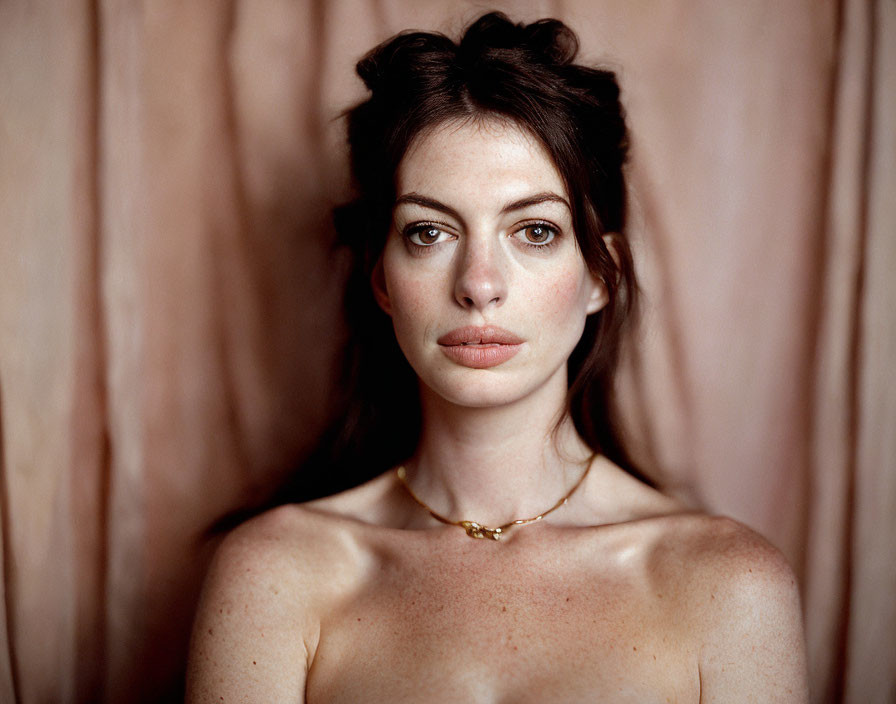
left=395, top=456, right=595, bottom=541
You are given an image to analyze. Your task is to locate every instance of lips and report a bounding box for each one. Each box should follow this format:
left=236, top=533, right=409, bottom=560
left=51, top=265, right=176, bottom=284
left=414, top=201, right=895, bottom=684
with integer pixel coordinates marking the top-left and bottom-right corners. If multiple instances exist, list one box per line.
left=437, top=325, right=524, bottom=346
left=437, top=326, right=524, bottom=369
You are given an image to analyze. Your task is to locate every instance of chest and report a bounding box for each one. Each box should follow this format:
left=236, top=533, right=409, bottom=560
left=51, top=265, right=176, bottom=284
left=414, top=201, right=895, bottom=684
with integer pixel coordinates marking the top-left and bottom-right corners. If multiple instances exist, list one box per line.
left=306, top=539, right=699, bottom=703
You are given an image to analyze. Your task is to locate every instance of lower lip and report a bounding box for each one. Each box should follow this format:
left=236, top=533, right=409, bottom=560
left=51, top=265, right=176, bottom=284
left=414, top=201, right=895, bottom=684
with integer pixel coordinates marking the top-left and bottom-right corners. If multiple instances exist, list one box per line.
left=439, top=343, right=522, bottom=369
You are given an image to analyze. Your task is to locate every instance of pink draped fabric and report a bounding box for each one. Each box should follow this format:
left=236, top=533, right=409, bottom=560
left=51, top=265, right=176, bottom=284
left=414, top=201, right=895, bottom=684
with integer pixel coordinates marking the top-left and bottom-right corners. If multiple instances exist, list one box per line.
left=0, top=1, right=892, bottom=701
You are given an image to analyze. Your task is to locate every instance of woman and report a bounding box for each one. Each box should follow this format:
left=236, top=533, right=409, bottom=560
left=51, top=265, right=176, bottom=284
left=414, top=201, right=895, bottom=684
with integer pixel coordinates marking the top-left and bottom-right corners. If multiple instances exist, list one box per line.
left=186, top=13, right=808, bottom=703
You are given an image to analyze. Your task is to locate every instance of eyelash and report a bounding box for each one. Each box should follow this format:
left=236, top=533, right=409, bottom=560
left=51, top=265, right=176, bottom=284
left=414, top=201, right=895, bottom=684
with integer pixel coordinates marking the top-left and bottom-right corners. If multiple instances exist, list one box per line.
left=403, top=221, right=453, bottom=248
left=513, top=221, right=560, bottom=251
left=401, top=220, right=562, bottom=252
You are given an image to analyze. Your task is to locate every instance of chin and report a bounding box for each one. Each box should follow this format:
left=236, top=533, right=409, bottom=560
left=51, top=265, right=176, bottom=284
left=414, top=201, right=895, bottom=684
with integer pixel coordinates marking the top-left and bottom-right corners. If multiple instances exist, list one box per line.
left=427, top=382, right=525, bottom=409
left=418, top=362, right=563, bottom=410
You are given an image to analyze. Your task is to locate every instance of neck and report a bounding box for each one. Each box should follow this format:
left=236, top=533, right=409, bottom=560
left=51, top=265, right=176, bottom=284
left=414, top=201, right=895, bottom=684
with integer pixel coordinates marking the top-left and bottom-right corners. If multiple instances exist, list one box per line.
left=404, top=368, right=595, bottom=526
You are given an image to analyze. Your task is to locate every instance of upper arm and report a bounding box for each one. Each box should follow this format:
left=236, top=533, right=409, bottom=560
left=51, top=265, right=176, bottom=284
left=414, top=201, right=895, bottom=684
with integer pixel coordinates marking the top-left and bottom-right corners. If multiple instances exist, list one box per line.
left=185, top=517, right=314, bottom=704
left=691, top=520, right=808, bottom=703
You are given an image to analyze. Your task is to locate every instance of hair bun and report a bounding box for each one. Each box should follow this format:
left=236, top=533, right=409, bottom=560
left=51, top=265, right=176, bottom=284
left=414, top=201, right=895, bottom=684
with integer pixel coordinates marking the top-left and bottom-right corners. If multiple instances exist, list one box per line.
left=458, top=12, right=579, bottom=66
left=356, top=31, right=455, bottom=92
left=357, top=13, right=580, bottom=96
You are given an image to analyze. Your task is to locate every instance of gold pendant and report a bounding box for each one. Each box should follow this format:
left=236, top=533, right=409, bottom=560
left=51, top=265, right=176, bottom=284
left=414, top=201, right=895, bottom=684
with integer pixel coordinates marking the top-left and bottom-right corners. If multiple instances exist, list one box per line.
left=460, top=521, right=503, bottom=540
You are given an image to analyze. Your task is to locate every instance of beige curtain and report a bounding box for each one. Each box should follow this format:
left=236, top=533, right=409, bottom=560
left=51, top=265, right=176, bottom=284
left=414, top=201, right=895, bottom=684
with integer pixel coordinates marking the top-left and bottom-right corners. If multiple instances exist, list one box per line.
left=0, top=1, right=892, bottom=702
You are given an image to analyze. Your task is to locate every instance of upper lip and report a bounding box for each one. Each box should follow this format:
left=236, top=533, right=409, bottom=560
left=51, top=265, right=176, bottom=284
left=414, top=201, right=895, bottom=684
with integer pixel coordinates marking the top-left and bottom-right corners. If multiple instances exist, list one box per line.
left=437, top=325, right=524, bottom=346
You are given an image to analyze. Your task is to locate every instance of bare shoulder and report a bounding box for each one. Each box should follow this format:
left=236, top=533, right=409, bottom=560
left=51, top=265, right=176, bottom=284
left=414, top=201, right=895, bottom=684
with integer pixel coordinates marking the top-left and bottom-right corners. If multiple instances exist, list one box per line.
left=648, top=514, right=808, bottom=703
left=197, top=500, right=368, bottom=598
left=185, top=503, right=368, bottom=703
left=647, top=513, right=796, bottom=587
left=301, top=468, right=401, bottom=525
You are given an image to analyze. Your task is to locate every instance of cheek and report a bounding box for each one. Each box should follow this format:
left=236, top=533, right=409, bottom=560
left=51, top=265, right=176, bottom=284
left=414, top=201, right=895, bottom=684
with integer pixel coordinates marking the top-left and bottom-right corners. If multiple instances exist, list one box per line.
left=382, top=254, right=437, bottom=334
left=390, top=281, right=429, bottom=329
left=527, top=263, right=592, bottom=318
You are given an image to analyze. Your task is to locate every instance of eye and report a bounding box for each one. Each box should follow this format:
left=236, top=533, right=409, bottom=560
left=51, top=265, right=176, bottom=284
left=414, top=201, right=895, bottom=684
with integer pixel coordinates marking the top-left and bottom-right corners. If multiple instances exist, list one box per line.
left=406, top=224, right=452, bottom=246
left=513, top=223, right=558, bottom=247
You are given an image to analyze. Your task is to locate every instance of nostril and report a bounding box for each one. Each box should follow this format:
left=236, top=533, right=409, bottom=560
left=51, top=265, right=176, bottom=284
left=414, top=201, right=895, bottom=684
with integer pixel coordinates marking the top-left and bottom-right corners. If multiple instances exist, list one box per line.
left=457, top=291, right=502, bottom=309
left=454, top=258, right=506, bottom=309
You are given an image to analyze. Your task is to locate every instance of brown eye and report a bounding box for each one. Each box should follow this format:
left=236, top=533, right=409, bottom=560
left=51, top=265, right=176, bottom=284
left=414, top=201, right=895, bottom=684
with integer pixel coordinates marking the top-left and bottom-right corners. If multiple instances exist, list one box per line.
left=527, top=226, right=550, bottom=242
left=407, top=225, right=450, bottom=246
left=418, top=228, right=441, bottom=244
left=515, top=223, right=557, bottom=246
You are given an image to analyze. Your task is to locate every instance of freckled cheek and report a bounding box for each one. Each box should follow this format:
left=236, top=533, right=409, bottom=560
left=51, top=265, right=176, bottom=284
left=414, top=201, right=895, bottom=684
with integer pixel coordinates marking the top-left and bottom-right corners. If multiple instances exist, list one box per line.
left=386, top=271, right=438, bottom=333
left=525, top=266, right=590, bottom=318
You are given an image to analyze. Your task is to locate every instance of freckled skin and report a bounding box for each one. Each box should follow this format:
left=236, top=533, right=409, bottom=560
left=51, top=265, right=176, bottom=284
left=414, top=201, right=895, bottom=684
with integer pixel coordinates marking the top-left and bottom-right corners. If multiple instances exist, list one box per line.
left=187, top=499, right=808, bottom=703
left=377, top=119, right=605, bottom=409
left=185, top=122, right=808, bottom=703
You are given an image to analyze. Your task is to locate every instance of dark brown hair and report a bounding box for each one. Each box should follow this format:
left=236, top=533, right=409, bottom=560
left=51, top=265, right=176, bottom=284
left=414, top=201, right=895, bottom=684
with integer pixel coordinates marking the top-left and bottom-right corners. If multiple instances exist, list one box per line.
left=307, top=11, right=649, bottom=496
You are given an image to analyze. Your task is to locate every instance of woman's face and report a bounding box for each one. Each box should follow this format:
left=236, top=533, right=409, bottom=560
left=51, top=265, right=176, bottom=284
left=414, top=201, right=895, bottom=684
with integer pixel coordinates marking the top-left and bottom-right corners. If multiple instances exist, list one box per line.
left=375, top=118, right=608, bottom=408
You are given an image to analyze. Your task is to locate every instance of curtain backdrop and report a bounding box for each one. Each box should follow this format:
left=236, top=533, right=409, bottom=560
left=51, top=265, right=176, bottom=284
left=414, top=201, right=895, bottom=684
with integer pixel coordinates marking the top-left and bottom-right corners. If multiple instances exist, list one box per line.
left=0, top=1, right=892, bottom=702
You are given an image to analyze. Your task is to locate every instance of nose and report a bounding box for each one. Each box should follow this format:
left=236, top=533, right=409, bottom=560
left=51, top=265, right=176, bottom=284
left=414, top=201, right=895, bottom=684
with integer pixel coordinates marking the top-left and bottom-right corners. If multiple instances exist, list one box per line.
left=453, top=236, right=507, bottom=310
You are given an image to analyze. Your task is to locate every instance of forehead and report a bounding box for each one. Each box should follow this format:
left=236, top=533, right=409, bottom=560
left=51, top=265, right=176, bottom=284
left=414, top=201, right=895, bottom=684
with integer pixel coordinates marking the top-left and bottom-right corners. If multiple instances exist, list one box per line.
left=395, top=118, right=567, bottom=204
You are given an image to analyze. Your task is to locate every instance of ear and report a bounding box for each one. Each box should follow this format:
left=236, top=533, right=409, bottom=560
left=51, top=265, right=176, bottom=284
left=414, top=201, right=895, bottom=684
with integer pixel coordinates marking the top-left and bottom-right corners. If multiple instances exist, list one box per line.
left=585, top=234, right=621, bottom=315
left=585, top=273, right=609, bottom=315
left=371, top=256, right=392, bottom=316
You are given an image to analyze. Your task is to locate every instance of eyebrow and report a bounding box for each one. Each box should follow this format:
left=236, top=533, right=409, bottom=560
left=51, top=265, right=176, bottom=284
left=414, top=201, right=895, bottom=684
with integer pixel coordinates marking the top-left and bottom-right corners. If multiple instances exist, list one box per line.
left=500, top=192, right=571, bottom=214
left=393, top=194, right=462, bottom=222
left=393, top=191, right=571, bottom=220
